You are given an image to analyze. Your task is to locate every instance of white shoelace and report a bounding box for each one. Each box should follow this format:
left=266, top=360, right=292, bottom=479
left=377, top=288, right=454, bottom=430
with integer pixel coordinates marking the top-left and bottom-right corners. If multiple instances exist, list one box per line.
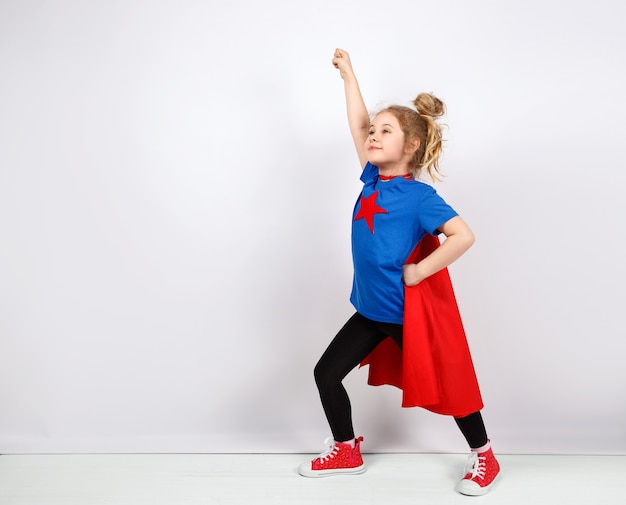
left=464, top=452, right=486, bottom=479
left=316, top=437, right=340, bottom=462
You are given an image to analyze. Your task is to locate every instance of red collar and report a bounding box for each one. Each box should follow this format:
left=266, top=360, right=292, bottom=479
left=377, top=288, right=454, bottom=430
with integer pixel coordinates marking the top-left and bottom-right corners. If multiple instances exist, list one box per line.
left=379, top=174, right=413, bottom=181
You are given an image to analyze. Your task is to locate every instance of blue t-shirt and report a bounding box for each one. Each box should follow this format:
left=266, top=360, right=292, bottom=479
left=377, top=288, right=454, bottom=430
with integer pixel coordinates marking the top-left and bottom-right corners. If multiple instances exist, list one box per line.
left=350, top=162, right=458, bottom=324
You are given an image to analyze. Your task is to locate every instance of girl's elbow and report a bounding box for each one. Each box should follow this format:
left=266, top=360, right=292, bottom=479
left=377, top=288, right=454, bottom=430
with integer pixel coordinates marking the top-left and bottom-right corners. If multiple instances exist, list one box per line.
left=459, top=229, right=475, bottom=252
left=466, top=230, right=476, bottom=248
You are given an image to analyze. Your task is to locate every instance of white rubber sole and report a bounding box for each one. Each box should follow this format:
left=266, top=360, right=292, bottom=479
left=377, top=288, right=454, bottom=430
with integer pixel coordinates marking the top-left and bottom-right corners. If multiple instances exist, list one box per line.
left=298, top=462, right=366, bottom=478
left=455, top=472, right=500, bottom=496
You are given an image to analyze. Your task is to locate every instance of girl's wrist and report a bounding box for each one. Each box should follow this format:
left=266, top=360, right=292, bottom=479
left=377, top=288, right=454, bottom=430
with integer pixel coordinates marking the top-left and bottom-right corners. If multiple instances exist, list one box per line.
left=342, top=69, right=357, bottom=82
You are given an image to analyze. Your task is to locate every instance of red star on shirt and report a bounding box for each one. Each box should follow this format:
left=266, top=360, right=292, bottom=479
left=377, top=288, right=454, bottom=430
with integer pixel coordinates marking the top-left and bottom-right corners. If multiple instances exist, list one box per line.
left=354, top=190, right=388, bottom=233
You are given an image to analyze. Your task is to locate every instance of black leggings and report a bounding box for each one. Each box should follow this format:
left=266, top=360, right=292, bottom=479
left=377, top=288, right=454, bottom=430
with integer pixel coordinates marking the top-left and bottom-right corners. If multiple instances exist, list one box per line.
left=314, top=312, right=489, bottom=448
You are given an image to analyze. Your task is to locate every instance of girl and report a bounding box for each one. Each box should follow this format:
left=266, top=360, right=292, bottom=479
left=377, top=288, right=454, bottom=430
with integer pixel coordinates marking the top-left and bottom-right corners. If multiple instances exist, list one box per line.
left=298, top=49, right=501, bottom=496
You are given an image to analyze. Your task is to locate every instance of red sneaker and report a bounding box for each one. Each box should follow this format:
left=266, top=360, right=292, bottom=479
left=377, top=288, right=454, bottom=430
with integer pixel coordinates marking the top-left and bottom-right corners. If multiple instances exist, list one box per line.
left=456, top=446, right=501, bottom=495
left=298, top=437, right=365, bottom=477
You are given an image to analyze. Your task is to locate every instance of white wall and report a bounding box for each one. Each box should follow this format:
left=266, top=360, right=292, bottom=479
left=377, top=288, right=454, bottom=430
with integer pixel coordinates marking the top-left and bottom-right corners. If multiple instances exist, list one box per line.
left=1, top=0, right=625, bottom=455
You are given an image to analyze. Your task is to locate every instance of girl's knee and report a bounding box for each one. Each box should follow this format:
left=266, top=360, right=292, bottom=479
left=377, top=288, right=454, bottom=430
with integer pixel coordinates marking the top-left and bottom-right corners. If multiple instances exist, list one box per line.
left=314, top=360, right=340, bottom=389
left=313, top=360, right=326, bottom=386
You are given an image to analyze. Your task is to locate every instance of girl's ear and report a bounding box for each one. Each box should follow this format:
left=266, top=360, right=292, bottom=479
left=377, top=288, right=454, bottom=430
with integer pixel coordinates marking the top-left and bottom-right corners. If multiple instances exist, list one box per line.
left=407, top=137, right=420, bottom=154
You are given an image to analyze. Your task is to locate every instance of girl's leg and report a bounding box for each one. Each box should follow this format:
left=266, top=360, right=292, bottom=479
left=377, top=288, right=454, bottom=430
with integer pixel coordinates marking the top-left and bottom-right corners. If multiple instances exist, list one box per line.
left=313, top=312, right=393, bottom=442
left=454, top=411, right=489, bottom=449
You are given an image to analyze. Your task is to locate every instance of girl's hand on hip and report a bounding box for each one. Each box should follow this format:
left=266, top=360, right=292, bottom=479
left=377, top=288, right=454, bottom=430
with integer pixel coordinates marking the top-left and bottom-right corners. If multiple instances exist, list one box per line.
left=402, top=263, right=424, bottom=287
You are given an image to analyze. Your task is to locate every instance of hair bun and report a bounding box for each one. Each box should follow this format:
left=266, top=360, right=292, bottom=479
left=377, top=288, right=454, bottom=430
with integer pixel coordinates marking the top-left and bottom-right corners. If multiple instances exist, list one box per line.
left=413, top=93, right=445, bottom=118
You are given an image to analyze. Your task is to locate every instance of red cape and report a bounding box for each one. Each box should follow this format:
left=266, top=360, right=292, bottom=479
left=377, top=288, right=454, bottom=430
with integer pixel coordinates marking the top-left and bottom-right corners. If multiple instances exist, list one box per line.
left=360, top=234, right=484, bottom=417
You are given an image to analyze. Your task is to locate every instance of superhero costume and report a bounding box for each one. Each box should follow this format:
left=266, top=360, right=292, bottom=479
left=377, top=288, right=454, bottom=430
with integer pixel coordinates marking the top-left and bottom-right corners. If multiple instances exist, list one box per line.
left=353, top=163, right=483, bottom=416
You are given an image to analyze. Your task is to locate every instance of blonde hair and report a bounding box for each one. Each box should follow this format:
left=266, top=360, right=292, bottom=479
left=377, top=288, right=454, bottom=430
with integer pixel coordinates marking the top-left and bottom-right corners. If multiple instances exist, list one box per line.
left=378, top=93, right=446, bottom=181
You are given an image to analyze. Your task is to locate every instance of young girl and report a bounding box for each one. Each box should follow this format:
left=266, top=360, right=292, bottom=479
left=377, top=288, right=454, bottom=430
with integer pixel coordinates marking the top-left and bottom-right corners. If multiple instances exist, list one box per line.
left=298, top=49, right=500, bottom=496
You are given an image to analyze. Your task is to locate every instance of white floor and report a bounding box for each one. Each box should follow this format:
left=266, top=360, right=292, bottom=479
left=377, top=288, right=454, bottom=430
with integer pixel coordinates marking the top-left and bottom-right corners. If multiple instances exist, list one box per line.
left=0, top=453, right=623, bottom=505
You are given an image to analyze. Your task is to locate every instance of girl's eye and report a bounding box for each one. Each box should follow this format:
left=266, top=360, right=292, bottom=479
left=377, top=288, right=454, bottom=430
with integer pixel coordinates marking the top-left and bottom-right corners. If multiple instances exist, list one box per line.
left=383, top=129, right=390, bottom=134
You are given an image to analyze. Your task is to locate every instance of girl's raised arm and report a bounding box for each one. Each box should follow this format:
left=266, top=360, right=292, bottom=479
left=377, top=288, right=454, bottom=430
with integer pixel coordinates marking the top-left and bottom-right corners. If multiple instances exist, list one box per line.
left=332, top=49, right=370, bottom=169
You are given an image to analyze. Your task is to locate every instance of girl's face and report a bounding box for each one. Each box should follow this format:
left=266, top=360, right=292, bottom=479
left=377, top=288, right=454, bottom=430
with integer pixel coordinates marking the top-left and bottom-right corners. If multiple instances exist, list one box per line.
left=365, top=112, right=415, bottom=170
